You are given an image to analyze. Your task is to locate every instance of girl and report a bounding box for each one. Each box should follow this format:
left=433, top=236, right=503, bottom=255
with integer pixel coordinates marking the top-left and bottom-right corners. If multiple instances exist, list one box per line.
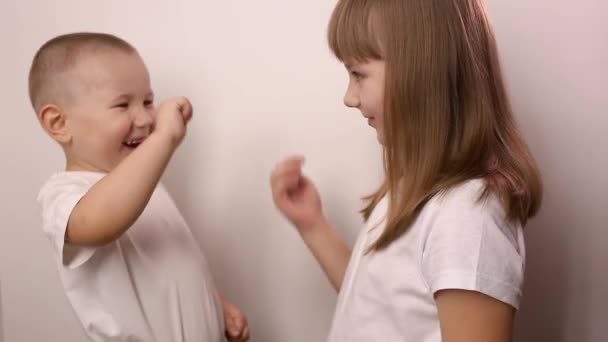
left=270, top=0, right=542, bottom=341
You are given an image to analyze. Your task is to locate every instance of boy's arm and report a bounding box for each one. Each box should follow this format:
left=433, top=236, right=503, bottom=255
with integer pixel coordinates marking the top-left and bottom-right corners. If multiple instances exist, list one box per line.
left=66, top=133, right=175, bottom=246
left=66, top=98, right=191, bottom=247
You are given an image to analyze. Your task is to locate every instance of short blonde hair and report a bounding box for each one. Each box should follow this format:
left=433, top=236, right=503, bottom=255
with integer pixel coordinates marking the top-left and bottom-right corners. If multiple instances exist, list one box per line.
left=28, top=32, right=136, bottom=112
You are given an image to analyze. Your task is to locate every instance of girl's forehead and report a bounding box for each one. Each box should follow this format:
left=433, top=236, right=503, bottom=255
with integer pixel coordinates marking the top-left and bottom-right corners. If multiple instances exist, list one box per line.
left=328, top=1, right=384, bottom=63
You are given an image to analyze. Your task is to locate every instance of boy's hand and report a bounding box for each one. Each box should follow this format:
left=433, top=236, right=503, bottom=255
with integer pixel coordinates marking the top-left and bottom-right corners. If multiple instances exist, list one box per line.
left=154, top=96, right=193, bottom=147
left=223, top=300, right=250, bottom=341
left=270, top=156, right=326, bottom=233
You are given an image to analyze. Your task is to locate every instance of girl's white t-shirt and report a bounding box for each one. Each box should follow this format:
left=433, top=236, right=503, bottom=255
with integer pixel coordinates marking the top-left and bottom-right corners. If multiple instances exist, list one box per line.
left=37, top=171, right=225, bottom=342
left=327, top=179, right=525, bottom=342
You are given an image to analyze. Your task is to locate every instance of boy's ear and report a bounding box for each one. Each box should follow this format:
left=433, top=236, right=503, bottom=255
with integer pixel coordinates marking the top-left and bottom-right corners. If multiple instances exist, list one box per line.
left=39, top=104, right=72, bottom=144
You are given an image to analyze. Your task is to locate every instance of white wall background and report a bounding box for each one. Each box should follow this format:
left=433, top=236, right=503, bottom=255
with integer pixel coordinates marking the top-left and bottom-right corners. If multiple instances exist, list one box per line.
left=0, top=1, right=606, bottom=341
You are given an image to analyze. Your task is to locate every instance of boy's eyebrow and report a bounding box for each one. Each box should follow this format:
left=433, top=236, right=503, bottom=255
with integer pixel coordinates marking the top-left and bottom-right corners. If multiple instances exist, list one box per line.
left=110, top=94, right=130, bottom=102
left=110, top=91, right=154, bottom=103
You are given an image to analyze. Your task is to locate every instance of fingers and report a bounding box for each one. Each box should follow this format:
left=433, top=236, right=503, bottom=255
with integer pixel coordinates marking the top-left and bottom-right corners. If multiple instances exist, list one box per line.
left=274, top=155, right=305, bottom=169
left=175, top=96, right=193, bottom=122
left=270, top=156, right=305, bottom=202
left=270, top=156, right=305, bottom=186
left=158, top=96, right=192, bottom=122
left=225, top=316, right=240, bottom=337
left=226, top=315, right=249, bottom=341
left=241, top=325, right=250, bottom=340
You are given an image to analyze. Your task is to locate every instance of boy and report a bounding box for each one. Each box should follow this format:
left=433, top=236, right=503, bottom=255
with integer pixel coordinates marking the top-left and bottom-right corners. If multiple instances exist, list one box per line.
left=31, top=32, right=249, bottom=342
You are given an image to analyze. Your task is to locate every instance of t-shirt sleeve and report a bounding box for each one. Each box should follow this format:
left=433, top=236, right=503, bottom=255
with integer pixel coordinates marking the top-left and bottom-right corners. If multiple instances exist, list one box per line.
left=37, top=175, right=97, bottom=269
left=421, top=187, right=525, bottom=309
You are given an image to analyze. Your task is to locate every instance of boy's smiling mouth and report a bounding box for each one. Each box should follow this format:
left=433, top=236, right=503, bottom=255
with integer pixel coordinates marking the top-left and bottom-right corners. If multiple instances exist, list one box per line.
left=123, top=137, right=145, bottom=149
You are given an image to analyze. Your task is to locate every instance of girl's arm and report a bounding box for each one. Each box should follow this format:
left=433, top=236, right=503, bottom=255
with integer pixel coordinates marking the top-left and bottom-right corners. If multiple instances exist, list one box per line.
left=435, top=289, right=515, bottom=342
left=299, top=219, right=352, bottom=290
left=270, top=156, right=351, bottom=291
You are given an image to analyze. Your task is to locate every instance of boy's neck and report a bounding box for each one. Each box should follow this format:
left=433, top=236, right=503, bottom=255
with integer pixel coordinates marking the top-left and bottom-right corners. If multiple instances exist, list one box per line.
left=65, top=157, right=107, bottom=173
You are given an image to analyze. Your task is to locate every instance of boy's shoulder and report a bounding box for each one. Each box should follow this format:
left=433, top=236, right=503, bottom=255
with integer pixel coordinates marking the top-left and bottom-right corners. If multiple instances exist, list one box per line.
left=37, top=171, right=105, bottom=204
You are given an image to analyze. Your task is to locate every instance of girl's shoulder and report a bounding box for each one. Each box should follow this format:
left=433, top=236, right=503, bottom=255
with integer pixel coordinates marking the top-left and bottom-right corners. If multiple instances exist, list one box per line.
left=425, top=178, right=507, bottom=223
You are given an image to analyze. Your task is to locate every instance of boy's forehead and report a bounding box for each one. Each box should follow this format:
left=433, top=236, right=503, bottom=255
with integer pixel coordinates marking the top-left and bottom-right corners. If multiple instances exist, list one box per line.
left=73, top=50, right=150, bottom=90
left=76, top=49, right=143, bottom=73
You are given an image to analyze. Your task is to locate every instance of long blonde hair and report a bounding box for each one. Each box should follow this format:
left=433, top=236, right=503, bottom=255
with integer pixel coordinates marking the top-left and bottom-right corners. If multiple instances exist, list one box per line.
left=328, top=0, right=542, bottom=251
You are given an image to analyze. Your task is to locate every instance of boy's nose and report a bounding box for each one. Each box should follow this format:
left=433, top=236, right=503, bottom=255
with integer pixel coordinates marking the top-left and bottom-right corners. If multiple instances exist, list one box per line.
left=134, top=108, right=154, bottom=128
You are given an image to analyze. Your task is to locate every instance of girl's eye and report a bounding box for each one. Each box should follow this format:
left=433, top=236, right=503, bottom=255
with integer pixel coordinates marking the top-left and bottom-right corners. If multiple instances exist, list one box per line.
left=115, top=103, right=129, bottom=108
left=144, top=100, right=154, bottom=107
left=351, top=71, right=363, bottom=80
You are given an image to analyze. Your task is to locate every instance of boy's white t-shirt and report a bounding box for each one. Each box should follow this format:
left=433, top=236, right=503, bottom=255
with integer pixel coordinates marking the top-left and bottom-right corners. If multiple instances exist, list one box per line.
left=327, top=179, right=525, bottom=342
left=37, top=171, right=225, bottom=342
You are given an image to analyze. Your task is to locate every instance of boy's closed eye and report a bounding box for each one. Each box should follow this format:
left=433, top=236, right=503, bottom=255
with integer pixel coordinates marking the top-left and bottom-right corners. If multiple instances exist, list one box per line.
left=110, top=96, right=131, bottom=109
left=112, top=99, right=153, bottom=110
